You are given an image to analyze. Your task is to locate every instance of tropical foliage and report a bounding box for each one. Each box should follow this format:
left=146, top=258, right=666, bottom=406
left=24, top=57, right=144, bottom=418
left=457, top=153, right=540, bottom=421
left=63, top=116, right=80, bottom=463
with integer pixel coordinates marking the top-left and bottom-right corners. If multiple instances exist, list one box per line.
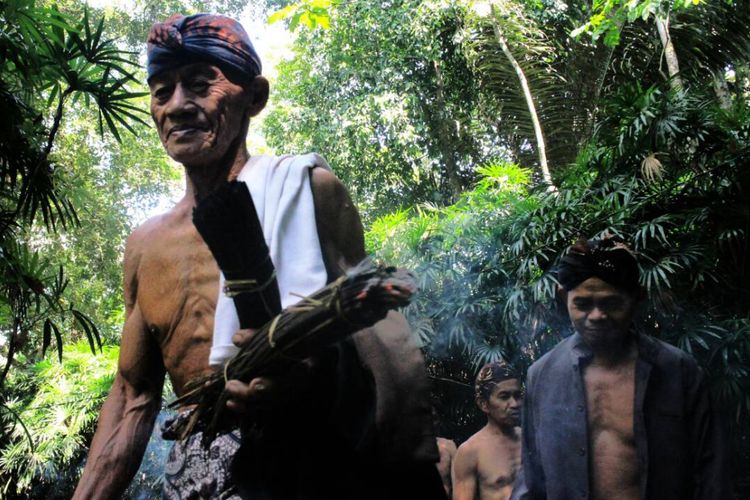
left=368, top=90, right=750, bottom=449
left=0, top=0, right=142, bottom=379
left=1, top=0, right=749, bottom=496
left=354, top=0, right=750, bottom=490
left=0, top=341, right=118, bottom=496
left=0, top=0, right=185, bottom=496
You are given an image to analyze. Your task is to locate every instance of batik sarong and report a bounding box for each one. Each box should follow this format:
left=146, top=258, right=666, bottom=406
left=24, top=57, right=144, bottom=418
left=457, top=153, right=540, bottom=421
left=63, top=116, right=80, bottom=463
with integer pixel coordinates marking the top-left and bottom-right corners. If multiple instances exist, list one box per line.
left=162, top=415, right=241, bottom=500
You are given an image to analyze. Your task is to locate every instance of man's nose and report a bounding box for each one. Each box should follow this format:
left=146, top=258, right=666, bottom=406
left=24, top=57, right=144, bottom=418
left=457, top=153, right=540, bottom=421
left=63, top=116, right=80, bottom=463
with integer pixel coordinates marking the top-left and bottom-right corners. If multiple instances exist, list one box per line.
left=509, top=397, right=521, bottom=409
left=588, top=306, right=607, bottom=321
left=164, top=83, right=197, bottom=118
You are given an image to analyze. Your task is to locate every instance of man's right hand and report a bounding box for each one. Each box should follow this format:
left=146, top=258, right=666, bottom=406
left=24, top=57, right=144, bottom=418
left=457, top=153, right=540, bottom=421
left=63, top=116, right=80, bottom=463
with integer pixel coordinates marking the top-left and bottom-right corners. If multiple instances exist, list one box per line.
left=223, top=328, right=317, bottom=415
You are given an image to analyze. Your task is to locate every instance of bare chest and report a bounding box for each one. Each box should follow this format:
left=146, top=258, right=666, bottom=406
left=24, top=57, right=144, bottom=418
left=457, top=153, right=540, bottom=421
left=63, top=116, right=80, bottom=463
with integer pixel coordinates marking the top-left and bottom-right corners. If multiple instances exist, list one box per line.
left=583, top=362, right=636, bottom=439
left=138, top=226, right=218, bottom=318
left=135, top=221, right=220, bottom=387
left=583, top=361, right=640, bottom=499
left=476, top=435, right=522, bottom=489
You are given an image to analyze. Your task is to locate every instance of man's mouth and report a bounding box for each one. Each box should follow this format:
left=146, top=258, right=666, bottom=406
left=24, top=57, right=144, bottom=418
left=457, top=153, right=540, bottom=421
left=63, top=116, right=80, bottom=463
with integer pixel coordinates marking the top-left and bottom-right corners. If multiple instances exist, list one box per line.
left=168, top=124, right=208, bottom=138
left=585, top=327, right=608, bottom=334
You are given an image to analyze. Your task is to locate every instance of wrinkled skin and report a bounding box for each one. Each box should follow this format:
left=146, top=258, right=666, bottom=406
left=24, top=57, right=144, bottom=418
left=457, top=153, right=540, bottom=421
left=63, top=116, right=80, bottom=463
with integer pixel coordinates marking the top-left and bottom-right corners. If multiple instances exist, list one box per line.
left=452, top=379, right=523, bottom=500
left=73, top=63, right=365, bottom=499
left=149, top=63, right=265, bottom=170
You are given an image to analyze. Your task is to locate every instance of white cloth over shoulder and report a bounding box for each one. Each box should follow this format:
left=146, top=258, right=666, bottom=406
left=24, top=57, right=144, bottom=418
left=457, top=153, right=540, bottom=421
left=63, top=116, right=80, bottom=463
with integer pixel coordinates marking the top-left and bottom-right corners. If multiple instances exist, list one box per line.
left=209, top=153, right=330, bottom=368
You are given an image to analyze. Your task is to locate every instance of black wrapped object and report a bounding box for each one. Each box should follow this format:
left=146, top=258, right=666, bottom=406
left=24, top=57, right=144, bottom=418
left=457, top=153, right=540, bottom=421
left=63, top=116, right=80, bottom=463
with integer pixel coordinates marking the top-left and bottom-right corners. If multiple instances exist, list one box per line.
left=193, top=181, right=282, bottom=329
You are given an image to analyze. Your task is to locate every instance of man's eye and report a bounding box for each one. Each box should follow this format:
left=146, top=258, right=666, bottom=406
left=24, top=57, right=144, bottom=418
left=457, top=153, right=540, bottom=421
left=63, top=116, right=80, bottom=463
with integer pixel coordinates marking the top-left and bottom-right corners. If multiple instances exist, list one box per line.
left=190, top=80, right=209, bottom=92
left=153, top=85, right=173, bottom=101
left=601, top=299, right=623, bottom=311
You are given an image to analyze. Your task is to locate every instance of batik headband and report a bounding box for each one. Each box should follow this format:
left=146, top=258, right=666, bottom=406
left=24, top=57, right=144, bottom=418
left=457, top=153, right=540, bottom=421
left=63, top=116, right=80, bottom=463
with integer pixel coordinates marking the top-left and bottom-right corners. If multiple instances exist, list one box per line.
left=475, top=361, right=517, bottom=400
left=147, top=13, right=262, bottom=82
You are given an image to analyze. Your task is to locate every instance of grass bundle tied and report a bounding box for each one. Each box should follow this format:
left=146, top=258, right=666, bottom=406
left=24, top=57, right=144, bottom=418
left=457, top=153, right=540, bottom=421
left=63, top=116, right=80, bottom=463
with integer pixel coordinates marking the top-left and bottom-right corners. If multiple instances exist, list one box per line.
left=193, top=180, right=282, bottom=330
left=169, top=260, right=416, bottom=445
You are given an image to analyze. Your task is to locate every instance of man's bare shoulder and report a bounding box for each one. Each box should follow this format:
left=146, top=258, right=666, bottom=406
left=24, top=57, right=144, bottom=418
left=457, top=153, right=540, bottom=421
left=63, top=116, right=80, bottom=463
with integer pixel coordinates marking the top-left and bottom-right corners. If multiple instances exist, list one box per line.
left=126, top=200, right=190, bottom=254
left=309, top=162, right=365, bottom=273
left=465, top=426, right=495, bottom=445
left=310, top=165, right=347, bottom=199
left=456, top=433, right=481, bottom=460
left=438, top=437, right=457, bottom=455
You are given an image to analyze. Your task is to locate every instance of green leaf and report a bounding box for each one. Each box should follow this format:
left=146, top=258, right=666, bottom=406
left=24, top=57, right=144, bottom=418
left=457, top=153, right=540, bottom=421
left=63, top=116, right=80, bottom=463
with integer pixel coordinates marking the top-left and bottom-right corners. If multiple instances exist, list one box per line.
left=52, top=321, right=63, bottom=363
left=42, top=319, right=52, bottom=358
left=71, top=309, right=102, bottom=354
left=268, top=5, right=298, bottom=24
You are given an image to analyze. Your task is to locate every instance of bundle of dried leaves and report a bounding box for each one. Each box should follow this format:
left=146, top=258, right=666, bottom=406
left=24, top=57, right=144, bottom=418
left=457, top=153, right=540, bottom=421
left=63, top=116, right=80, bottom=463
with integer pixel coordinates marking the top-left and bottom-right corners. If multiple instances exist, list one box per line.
left=168, top=260, right=416, bottom=445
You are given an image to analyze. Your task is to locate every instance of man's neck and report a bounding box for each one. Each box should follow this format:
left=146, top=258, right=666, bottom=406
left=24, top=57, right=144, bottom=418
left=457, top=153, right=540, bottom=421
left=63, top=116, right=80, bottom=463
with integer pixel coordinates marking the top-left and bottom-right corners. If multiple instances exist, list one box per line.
left=486, top=420, right=519, bottom=440
left=183, top=139, right=250, bottom=202
left=588, top=334, right=637, bottom=367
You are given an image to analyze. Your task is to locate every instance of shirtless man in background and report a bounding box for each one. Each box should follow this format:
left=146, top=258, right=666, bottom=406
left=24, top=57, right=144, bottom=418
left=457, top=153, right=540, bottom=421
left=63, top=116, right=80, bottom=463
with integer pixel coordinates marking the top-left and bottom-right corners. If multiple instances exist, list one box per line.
left=512, top=237, right=727, bottom=500
left=436, top=436, right=458, bottom=497
left=452, top=361, right=523, bottom=500
left=73, top=13, right=441, bottom=500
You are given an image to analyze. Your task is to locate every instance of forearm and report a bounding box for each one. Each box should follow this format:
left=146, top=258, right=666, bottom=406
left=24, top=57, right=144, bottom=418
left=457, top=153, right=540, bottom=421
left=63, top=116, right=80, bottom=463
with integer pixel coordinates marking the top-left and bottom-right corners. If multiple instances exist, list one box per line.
left=73, top=374, right=162, bottom=499
left=452, top=482, right=477, bottom=500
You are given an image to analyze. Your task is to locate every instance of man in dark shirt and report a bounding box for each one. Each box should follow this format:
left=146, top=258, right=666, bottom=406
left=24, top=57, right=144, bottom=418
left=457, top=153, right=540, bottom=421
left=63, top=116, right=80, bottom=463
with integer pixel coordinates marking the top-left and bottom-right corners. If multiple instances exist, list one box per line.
left=512, top=236, right=727, bottom=500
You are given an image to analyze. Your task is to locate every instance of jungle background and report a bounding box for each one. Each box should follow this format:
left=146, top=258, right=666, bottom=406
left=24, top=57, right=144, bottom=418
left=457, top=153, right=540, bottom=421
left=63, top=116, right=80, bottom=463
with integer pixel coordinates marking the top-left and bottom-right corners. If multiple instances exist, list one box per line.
left=0, top=0, right=748, bottom=497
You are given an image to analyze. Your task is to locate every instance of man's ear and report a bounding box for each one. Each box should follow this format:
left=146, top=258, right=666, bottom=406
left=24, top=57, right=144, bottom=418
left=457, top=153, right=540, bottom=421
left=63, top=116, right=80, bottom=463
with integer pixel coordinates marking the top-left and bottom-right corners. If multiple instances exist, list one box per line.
left=476, top=397, right=489, bottom=414
left=245, top=75, right=269, bottom=117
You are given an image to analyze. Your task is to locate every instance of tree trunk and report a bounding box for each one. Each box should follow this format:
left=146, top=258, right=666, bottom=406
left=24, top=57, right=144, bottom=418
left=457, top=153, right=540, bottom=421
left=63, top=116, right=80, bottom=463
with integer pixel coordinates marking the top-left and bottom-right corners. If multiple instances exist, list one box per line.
left=579, top=41, right=617, bottom=149
left=713, top=71, right=732, bottom=110
left=655, top=14, right=683, bottom=90
left=432, top=60, right=463, bottom=198
left=489, top=4, right=554, bottom=189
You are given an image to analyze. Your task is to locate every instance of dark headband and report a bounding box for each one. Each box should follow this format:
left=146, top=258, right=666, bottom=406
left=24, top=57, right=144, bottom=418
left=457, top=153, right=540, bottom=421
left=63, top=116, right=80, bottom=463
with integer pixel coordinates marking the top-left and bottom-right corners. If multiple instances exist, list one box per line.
left=147, top=14, right=262, bottom=82
left=557, top=237, right=640, bottom=294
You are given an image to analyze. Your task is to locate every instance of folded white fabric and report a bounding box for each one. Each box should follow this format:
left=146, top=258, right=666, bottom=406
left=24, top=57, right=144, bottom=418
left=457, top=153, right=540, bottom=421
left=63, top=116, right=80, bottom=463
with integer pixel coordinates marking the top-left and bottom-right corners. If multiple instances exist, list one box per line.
left=209, top=153, right=330, bottom=368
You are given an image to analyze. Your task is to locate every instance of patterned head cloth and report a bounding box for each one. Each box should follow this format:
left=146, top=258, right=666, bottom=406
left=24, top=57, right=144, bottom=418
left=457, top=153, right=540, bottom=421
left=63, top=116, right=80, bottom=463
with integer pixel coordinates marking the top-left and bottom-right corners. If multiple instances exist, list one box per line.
left=146, top=14, right=262, bottom=82
left=557, top=236, right=640, bottom=294
left=475, top=361, right=517, bottom=401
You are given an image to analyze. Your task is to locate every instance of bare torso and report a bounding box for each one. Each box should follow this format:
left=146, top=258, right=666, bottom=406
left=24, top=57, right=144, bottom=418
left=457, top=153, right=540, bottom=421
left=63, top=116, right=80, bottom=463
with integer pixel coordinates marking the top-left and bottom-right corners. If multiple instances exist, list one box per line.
left=453, top=426, right=521, bottom=500
left=128, top=198, right=218, bottom=396
left=125, top=165, right=365, bottom=399
left=583, top=349, right=639, bottom=500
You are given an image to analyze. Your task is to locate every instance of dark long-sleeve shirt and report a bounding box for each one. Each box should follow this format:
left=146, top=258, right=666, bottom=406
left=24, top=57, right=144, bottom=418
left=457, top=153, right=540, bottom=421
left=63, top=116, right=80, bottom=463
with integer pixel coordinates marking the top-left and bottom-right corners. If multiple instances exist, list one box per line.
left=512, top=332, right=728, bottom=500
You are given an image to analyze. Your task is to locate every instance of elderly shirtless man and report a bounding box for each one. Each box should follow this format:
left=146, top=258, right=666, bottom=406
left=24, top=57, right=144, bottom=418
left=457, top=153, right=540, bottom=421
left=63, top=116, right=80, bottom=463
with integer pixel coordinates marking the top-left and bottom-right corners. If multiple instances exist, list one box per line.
left=73, top=14, right=443, bottom=500
left=512, top=237, right=728, bottom=500
left=452, top=361, right=523, bottom=500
